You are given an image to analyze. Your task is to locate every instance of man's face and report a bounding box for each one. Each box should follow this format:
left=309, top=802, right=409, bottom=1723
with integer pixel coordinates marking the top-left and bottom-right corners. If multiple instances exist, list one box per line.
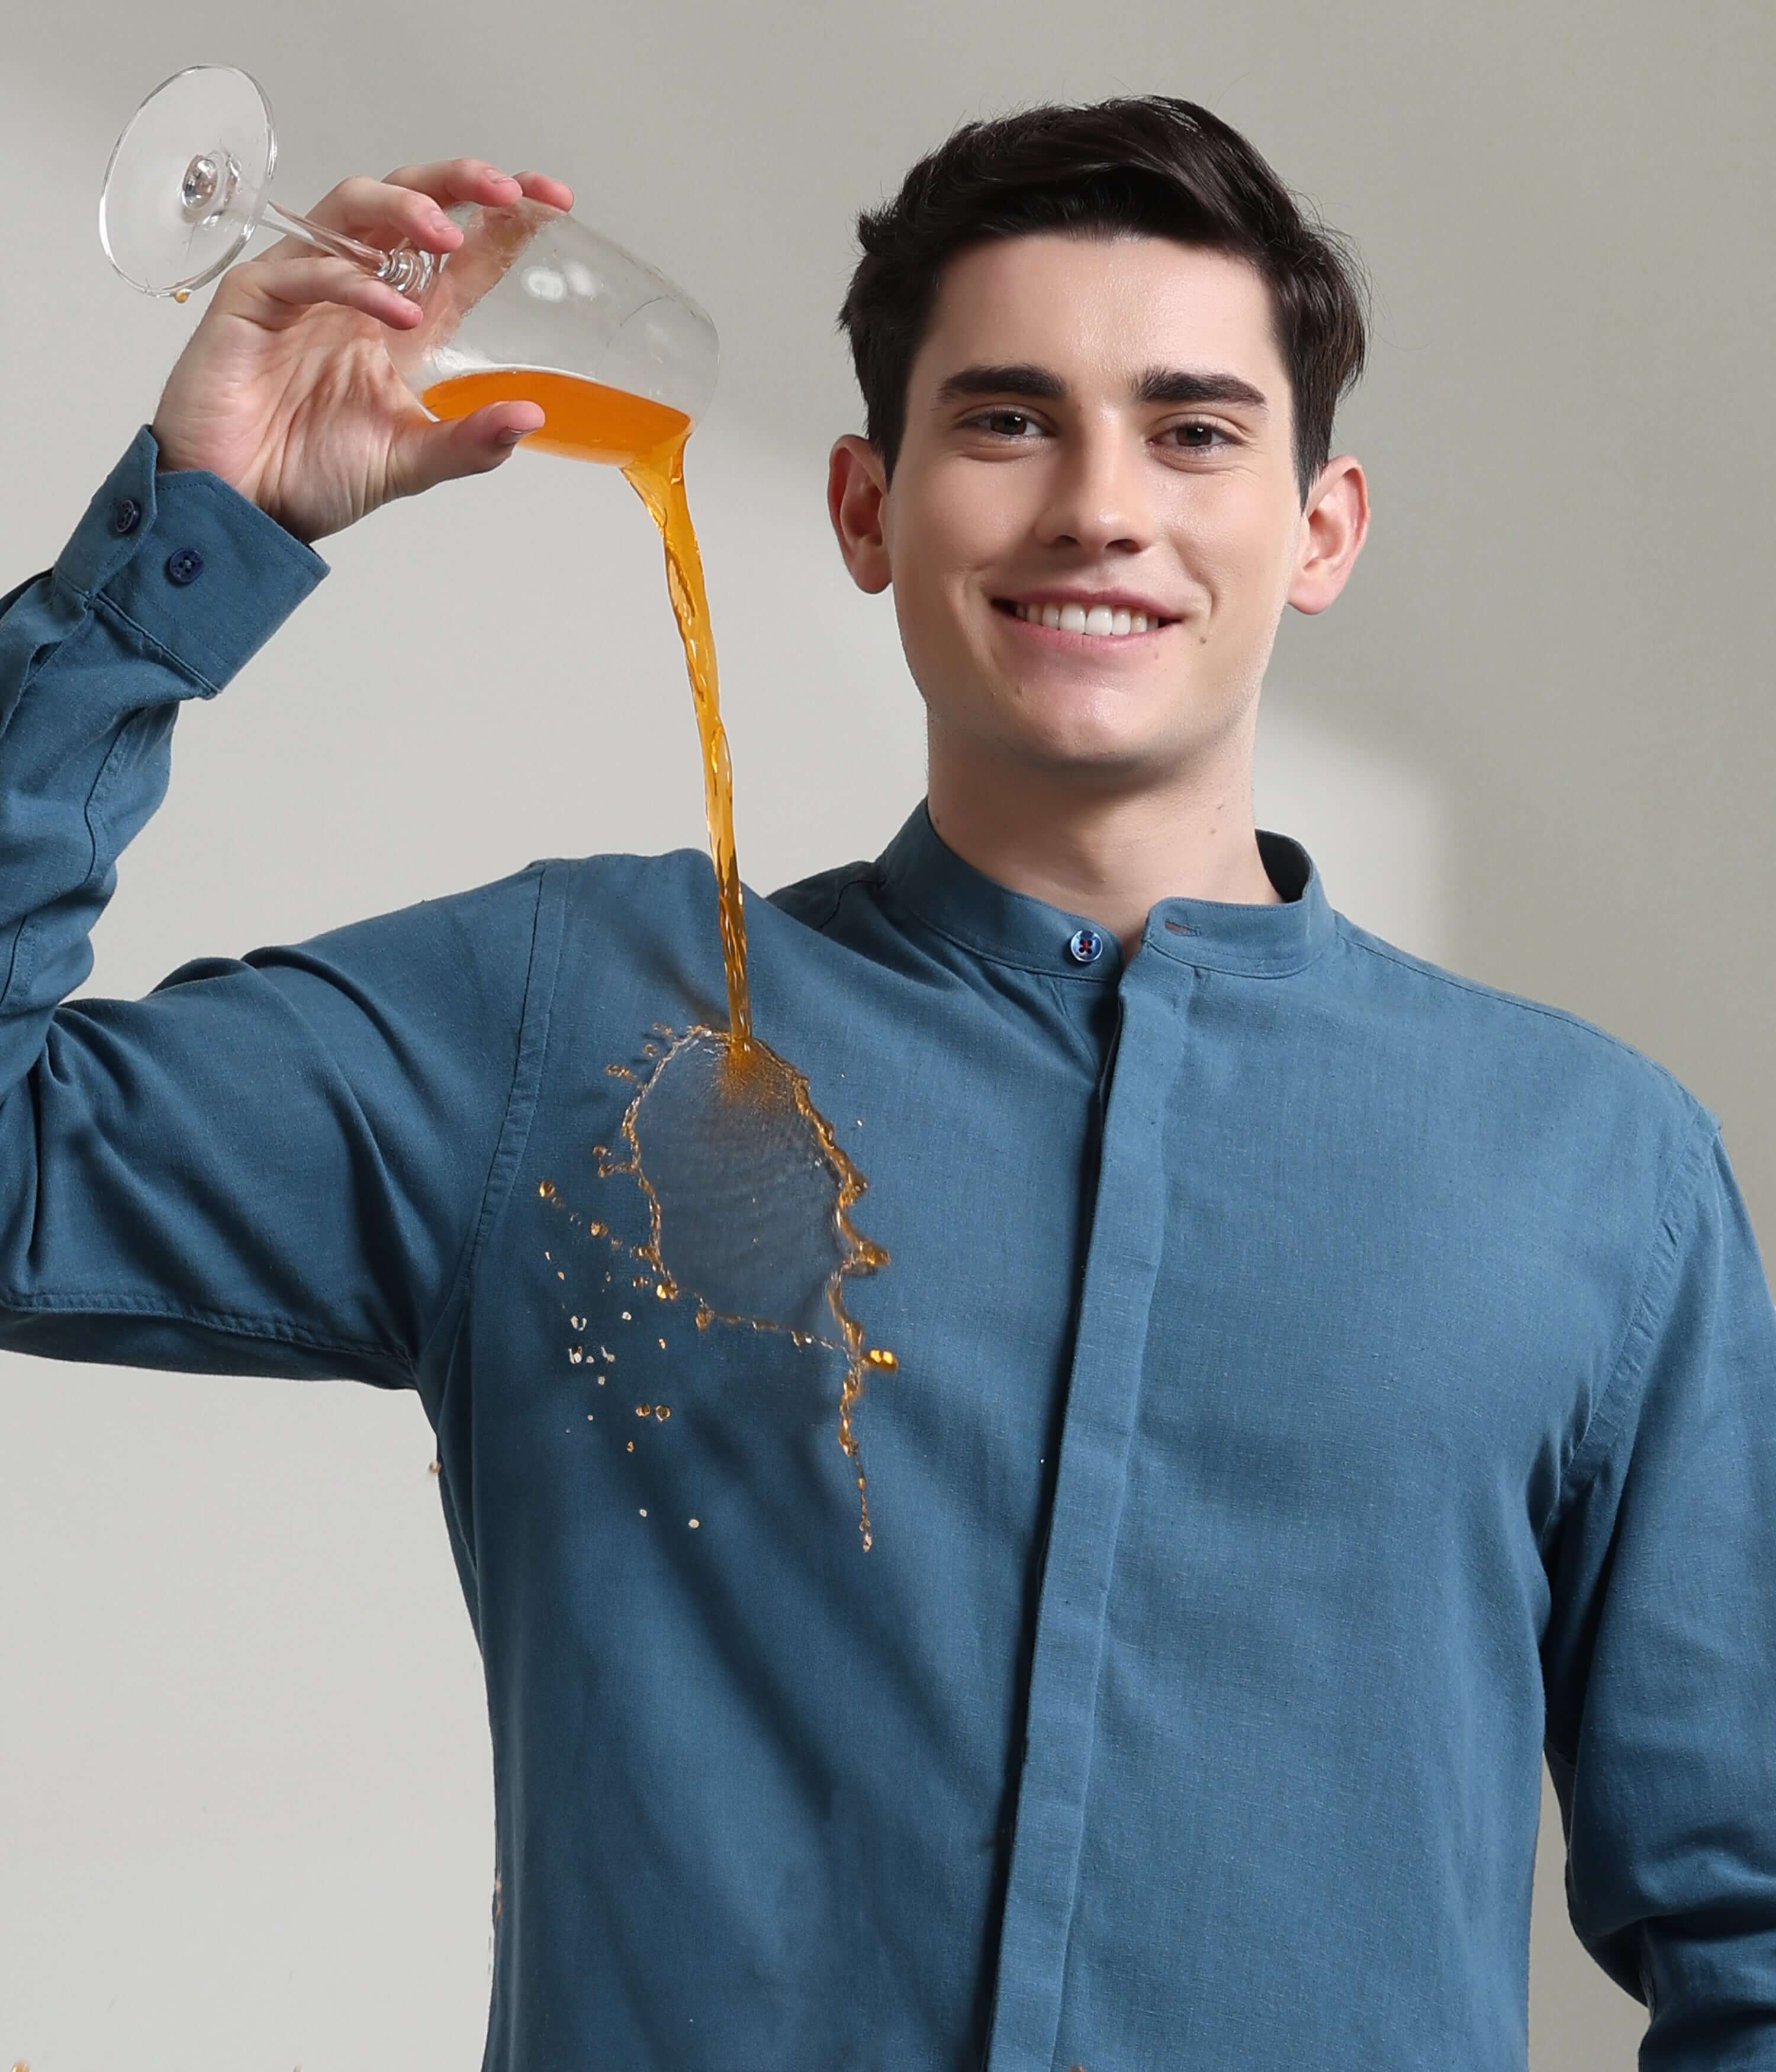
left=829, top=231, right=1361, bottom=790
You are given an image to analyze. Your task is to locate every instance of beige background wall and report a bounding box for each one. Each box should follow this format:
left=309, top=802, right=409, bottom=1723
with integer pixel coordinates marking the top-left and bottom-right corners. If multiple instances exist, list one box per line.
left=2, top=2, right=1770, bottom=2065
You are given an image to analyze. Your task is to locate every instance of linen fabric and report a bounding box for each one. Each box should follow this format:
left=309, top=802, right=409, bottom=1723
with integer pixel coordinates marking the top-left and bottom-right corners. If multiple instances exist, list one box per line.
left=4, top=429, right=1774, bottom=2071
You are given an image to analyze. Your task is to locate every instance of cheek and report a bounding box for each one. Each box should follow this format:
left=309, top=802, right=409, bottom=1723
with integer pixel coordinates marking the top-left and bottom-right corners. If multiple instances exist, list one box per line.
left=887, top=503, right=979, bottom=644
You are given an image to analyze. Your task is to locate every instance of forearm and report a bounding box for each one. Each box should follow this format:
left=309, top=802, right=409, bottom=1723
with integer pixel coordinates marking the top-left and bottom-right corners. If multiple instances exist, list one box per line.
left=0, top=426, right=327, bottom=1094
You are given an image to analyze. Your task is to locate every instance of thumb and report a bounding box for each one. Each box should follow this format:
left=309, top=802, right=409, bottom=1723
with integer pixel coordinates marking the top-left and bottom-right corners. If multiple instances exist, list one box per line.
left=390, top=400, right=547, bottom=497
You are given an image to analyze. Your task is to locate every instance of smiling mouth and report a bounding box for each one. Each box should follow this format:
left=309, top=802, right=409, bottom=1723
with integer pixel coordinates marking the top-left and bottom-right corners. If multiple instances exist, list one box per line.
left=992, top=599, right=1176, bottom=641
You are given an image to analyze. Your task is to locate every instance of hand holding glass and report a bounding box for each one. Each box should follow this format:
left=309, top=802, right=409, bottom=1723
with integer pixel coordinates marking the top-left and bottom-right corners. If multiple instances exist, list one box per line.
left=100, top=64, right=718, bottom=468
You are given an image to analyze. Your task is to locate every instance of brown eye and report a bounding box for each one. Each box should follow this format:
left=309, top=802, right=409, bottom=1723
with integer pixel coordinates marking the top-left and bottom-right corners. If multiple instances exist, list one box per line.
left=1169, top=421, right=1233, bottom=450
left=967, top=410, right=1041, bottom=437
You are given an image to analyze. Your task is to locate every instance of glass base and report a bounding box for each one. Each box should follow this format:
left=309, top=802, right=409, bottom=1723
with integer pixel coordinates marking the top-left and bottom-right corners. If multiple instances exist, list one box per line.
left=100, top=65, right=276, bottom=297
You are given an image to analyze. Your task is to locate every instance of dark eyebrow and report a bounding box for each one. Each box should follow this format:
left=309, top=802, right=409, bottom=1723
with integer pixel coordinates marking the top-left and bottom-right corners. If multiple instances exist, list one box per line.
left=931, top=361, right=1270, bottom=417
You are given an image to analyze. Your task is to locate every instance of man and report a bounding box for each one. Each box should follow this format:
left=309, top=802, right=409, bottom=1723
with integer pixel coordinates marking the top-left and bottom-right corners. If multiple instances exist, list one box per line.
left=4, top=94, right=1772, bottom=2070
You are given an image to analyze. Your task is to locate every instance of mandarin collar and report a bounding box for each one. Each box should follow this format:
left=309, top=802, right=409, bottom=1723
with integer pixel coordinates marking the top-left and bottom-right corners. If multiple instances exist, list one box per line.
left=872, top=799, right=1336, bottom=981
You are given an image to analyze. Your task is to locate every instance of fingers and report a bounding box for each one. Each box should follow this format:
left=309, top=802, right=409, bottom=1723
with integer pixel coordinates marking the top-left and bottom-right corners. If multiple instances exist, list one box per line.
left=292, top=160, right=574, bottom=258
left=509, top=170, right=576, bottom=211
left=379, top=161, right=573, bottom=214
left=234, top=252, right=427, bottom=333
left=300, top=173, right=473, bottom=254
left=388, top=399, right=548, bottom=501
left=246, top=158, right=576, bottom=326
left=334, top=159, right=523, bottom=226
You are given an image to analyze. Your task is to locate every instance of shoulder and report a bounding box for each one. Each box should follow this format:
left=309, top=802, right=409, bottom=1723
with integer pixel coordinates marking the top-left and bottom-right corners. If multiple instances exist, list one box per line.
left=1327, top=909, right=1717, bottom=1144
left=764, top=857, right=879, bottom=934
left=539, top=847, right=715, bottom=931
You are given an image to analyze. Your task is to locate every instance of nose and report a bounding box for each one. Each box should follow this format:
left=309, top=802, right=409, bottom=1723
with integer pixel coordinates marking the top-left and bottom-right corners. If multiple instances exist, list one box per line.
left=1033, top=414, right=1156, bottom=558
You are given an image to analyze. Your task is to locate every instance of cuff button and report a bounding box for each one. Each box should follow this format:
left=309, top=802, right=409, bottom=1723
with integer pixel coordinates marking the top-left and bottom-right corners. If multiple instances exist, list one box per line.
left=111, top=498, right=141, bottom=536
left=166, top=547, right=205, bottom=585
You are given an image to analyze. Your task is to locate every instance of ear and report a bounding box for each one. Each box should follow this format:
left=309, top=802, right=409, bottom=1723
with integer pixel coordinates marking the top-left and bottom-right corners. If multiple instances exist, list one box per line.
left=1287, top=453, right=1369, bottom=616
left=827, top=435, right=893, bottom=596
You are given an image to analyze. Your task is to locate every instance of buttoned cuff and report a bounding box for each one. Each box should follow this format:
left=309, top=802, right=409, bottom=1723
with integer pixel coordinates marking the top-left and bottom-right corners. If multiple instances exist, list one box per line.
left=50, top=426, right=330, bottom=697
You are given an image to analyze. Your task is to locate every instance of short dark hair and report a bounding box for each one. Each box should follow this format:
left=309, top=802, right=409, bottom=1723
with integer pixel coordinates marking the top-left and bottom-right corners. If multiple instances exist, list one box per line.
left=835, top=96, right=1372, bottom=511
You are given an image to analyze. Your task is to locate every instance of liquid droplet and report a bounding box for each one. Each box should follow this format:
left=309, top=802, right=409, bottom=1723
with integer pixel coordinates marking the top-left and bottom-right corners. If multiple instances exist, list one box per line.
left=655, top=1404, right=671, bottom=1421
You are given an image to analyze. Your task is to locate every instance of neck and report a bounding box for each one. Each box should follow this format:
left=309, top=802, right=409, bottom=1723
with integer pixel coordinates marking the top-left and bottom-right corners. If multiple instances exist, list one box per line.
left=925, top=730, right=1283, bottom=955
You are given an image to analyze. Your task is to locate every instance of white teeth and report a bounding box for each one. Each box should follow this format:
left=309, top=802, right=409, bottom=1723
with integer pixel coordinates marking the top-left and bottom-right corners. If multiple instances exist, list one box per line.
left=1011, top=600, right=1159, bottom=637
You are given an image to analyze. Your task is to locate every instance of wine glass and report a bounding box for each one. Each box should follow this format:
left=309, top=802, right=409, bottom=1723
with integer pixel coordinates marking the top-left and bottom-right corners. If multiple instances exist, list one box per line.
left=99, top=63, right=719, bottom=462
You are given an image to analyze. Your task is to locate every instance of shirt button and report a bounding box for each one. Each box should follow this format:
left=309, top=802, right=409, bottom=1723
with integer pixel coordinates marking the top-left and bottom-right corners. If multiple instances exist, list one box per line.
left=1067, top=927, right=1104, bottom=964
left=165, top=547, right=205, bottom=585
left=111, top=498, right=141, bottom=536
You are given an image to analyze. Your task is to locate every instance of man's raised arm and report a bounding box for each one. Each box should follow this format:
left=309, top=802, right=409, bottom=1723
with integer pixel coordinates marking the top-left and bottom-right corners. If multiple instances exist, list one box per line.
left=0, top=156, right=575, bottom=1398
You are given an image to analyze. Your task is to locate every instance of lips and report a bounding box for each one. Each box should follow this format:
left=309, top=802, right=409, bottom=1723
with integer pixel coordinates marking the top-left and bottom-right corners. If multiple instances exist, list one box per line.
left=995, top=590, right=1180, bottom=624
left=991, top=598, right=1172, bottom=646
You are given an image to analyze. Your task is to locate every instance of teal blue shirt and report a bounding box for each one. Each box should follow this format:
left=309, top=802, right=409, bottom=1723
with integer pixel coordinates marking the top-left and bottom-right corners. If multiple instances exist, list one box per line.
left=5, top=430, right=1775, bottom=2071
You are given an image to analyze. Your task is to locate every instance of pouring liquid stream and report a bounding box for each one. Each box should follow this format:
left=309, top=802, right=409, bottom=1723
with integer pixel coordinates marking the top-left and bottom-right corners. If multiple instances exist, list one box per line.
left=422, top=368, right=895, bottom=1546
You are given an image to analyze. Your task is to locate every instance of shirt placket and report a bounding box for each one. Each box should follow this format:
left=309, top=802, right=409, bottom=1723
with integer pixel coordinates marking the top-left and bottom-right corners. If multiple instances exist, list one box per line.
left=984, top=961, right=1181, bottom=2072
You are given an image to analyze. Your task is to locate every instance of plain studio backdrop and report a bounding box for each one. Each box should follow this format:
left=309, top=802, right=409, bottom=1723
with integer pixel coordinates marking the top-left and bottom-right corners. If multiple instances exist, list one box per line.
left=1, top=2, right=1771, bottom=2066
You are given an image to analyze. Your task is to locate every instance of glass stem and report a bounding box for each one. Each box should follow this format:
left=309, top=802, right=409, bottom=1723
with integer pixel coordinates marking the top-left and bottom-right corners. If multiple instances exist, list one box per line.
left=261, top=199, right=435, bottom=298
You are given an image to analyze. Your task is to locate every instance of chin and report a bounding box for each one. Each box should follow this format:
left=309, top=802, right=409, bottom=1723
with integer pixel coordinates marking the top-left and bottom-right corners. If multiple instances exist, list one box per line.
left=927, top=677, right=1169, bottom=780
left=996, top=726, right=1161, bottom=783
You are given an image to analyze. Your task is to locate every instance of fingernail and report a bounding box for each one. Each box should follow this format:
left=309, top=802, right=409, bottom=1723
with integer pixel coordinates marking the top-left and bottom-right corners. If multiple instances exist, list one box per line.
left=497, top=426, right=530, bottom=445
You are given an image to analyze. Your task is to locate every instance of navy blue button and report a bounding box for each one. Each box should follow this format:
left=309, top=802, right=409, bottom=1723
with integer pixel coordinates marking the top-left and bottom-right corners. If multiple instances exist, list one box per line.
left=1067, top=927, right=1104, bottom=964
left=111, top=498, right=141, bottom=536
left=165, top=547, right=204, bottom=585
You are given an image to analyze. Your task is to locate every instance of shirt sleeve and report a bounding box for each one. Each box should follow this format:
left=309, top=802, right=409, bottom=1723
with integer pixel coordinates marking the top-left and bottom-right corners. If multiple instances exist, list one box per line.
left=0, top=431, right=555, bottom=1395
left=1541, top=1108, right=1776, bottom=2065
